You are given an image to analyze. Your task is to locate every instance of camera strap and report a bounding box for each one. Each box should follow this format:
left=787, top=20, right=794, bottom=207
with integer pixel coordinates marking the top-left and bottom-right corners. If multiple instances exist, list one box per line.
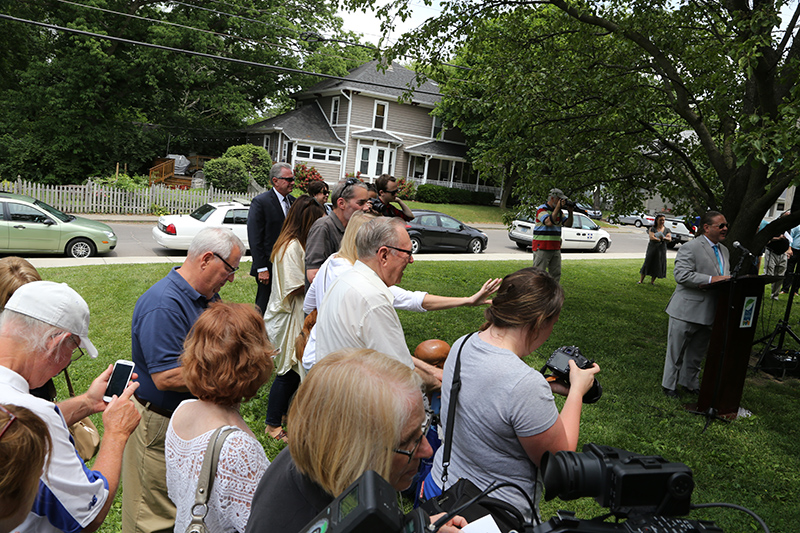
left=440, top=331, right=475, bottom=488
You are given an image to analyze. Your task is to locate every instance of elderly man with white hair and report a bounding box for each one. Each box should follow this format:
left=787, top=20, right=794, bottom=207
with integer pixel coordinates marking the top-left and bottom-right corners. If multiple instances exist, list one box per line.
left=315, top=217, right=441, bottom=389
left=0, top=281, right=141, bottom=533
left=122, top=227, right=244, bottom=533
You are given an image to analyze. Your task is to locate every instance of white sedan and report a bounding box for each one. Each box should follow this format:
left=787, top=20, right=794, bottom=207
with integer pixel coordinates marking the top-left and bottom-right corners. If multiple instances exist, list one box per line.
left=508, top=212, right=612, bottom=253
left=152, top=201, right=250, bottom=251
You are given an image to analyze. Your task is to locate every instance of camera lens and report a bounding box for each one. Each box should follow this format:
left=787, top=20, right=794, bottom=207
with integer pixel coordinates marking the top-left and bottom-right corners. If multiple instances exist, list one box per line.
left=540, top=449, right=605, bottom=502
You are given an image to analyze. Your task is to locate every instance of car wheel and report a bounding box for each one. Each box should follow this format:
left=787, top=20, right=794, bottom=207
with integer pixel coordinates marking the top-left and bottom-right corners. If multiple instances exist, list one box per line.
left=516, top=242, right=528, bottom=250
left=634, top=219, right=643, bottom=228
left=410, top=237, right=421, bottom=255
left=468, top=238, right=483, bottom=254
left=594, top=239, right=609, bottom=253
left=66, top=238, right=96, bottom=258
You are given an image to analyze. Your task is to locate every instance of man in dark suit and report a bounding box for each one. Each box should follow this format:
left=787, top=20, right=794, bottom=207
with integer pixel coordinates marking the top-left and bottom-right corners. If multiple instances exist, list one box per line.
left=662, top=211, right=731, bottom=398
left=248, top=162, right=295, bottom=313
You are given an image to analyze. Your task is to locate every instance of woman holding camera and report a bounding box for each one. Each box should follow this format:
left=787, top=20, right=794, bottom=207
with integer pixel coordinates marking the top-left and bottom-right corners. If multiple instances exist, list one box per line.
left=245, top=349, right=466, bottom=533
left=424, top=267, right=600, bottom=522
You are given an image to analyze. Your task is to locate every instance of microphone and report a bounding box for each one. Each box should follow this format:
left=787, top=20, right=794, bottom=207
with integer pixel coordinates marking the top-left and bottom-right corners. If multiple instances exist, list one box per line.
left=733, top=241, right=753, bottom=256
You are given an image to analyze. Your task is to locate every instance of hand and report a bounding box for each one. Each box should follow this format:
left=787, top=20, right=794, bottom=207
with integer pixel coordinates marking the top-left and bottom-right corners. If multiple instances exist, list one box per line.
left=567, top=360, right=600, bottom=397
left=101, top=380, right=141, bottom=439
left=430, top=513, right=468, bottom=532
left=257, top=270, right=270, bottom=284
left=466, top=278, right=502, bottom=306
left=710, top=275, right=731, bottom=283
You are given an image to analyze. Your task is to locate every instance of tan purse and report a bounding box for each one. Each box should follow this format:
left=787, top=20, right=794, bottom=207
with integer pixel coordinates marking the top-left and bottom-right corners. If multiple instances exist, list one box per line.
left=64, top=368, right=101, bottom=461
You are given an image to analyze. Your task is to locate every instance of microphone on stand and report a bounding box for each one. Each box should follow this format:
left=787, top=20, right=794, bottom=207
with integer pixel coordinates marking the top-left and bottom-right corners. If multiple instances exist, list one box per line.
left=733, top=241, right=753, bottom=257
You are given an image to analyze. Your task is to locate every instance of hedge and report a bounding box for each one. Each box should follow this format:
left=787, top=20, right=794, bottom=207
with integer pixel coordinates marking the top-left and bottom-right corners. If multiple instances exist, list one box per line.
left=415, top=183, right=495, bottom=205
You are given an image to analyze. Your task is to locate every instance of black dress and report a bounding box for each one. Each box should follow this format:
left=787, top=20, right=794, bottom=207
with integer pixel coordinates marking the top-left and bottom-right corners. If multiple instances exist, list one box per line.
left=640, top=227, right=671, bottom=278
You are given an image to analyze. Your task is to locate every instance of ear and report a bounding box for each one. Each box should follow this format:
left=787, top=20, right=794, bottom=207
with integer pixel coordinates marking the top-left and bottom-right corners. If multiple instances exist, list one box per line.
left=200, top=251, right=214, bottom=268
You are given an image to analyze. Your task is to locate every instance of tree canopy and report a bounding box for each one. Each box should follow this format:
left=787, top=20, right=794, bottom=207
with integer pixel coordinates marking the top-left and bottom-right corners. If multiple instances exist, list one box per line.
left=345, top=0, right=800, bottom=251
left=0, top=0, right=373, bottom=183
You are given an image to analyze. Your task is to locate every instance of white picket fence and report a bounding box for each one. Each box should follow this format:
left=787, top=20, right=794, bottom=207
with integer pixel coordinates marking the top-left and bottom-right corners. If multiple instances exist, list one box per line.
left=0, top=179, right=257, bottom=215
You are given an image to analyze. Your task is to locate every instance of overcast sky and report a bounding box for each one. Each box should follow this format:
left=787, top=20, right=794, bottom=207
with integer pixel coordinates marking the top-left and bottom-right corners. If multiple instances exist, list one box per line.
left=337, top=0, right=443, bottom=46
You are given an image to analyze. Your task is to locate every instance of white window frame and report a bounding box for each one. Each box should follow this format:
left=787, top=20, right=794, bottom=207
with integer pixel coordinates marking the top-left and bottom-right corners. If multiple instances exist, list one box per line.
left=331, top=96, right=340, bottom=125
left=296, top=144, right=342, bottom=163
left=431, top=116, right=444, bottom=139
left=356, top=141, right=395, bottom=178
left=373, top=100, right=388, bottom=130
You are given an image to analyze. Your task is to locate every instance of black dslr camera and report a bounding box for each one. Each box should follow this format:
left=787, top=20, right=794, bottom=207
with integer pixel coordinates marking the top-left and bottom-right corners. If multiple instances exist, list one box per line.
left=541, top=346, right=602, bottom=404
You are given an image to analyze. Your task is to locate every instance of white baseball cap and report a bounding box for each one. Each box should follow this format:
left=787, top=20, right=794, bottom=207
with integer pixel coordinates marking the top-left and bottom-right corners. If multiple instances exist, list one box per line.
left=5, top=281, right=98, bottom=358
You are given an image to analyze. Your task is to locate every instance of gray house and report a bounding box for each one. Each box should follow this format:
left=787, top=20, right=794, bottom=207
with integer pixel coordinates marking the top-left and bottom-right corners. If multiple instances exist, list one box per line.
left=246, top=61, right=497, bottom=195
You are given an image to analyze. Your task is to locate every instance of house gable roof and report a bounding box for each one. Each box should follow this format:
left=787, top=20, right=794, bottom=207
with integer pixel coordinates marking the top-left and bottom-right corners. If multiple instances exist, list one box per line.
left=405, top=140, right=468, bottom=161
left=351, top=129, right=404, bottom=144
left=293, top=60, right=441, bottom=107
left=247, top=104, right=344, bottom=146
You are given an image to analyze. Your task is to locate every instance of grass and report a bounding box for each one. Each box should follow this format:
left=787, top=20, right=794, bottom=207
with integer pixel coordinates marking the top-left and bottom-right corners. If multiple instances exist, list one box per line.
left=40, top=259, right=800, bottom=533
left=404, top=200, right=509, bottom=225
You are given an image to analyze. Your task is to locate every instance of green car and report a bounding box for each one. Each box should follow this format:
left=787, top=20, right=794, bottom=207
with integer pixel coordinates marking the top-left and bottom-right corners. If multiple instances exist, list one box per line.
left=0, top=193, right=117, bottom=258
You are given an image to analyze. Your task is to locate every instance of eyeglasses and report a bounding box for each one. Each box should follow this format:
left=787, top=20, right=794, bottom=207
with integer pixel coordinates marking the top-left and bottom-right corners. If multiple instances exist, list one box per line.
left=384, top=245, right=413, bottom=258
left=213, top=252, right=239, bottom=274
left=385, top=188, right=399, bottom=195
left=70, top=335, right=85, bottom=363
left=0, top=405, right=17, bottom=441
left=709, top=223, right=729, bottom=229
left=393, top=411, right=432, bottom=463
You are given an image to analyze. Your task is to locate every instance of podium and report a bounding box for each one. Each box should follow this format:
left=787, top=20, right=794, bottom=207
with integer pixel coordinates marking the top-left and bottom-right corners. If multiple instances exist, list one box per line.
left=696, top=275, right=779, bottom=419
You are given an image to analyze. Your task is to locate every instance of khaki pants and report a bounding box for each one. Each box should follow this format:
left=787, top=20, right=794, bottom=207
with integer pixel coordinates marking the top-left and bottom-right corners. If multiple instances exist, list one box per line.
left=532, top=248, right=562, bottom=282
left=121, top=399, right=175, bottom=533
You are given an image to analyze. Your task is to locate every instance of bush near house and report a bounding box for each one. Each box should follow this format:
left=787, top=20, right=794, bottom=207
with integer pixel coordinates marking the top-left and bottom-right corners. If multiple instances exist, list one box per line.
left=416, top=183, right=495, bottom=205
left=222, top=145, right=272, bottom=188
left=396, top=176, right=416, bottom=200
left=294, top=163, right=324, bottom=192
left=204, top=158, right=249, bottom=192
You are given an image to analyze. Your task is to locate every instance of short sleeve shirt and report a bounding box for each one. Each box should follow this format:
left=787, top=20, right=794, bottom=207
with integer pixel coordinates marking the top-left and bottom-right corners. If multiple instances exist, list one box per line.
left=0, top=366, right=110, bottom=533
left=131, top=267, right=214, bottom=412
left=304, top=213, right=345, bottom=271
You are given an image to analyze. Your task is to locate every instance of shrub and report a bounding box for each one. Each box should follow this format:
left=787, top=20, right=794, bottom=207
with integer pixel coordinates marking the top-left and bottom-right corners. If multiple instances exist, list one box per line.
left=415, top=183, right=496, bottom=205
left=92, top=174, right=149, bottom=191
left=294, top=163, right=324, bottom=192
left=222, top=144, right=272, bottom=188
left=204, top=157, right=248, bottom=192
left=396, top=176, right=416, bottom=200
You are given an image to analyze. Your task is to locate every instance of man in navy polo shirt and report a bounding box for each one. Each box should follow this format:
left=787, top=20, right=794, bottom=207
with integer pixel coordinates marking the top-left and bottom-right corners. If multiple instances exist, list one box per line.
left=121, top=227, right=244, bottom=533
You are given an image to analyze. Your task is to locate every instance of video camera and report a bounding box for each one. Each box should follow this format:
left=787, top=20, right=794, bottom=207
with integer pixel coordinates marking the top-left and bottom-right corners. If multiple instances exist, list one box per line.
left=542, top=346, right=602, bottom=404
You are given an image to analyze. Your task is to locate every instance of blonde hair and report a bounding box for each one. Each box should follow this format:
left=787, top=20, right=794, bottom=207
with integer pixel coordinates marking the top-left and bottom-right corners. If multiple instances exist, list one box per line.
left=336, top=211, right=375, bottom=264
left=0, top=405, right=52, bottom=520
left=288, top=349, right=422, bottom=496
left=181, top=302, right=276, bottom=407
left=0, top=257, right=41, bottom=309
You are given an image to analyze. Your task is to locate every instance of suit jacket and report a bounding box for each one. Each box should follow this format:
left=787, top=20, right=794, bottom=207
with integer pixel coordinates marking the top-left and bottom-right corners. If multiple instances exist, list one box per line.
left=247, top=189, right=294, bottom=277
left=665, top=235, right=730, bottom=326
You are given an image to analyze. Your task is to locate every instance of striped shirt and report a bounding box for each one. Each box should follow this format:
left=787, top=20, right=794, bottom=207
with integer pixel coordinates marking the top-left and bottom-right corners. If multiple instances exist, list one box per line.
left=532, top=203, right=563, bottom=251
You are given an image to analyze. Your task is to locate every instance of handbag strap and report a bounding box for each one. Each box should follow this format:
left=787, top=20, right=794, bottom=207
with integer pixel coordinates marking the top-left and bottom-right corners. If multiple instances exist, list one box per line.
left=440, top=331, right=476, bottom=488
left=63, top=368, right=76, bottom=398
left=188, top=427, right=238, bottom=529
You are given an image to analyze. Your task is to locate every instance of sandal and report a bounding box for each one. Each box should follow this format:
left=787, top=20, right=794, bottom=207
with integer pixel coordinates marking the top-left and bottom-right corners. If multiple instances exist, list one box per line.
left=266, top=427, right=289, bottom=444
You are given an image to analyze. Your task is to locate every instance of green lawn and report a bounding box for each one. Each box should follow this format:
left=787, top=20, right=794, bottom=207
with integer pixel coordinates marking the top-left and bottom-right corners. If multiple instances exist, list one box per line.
left=404, top=200, right=509, bottom=225
left=40, top=259, right=800, bottom=532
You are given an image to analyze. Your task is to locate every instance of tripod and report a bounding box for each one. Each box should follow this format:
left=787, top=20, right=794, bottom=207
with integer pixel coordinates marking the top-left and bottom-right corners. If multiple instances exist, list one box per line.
left=753, top=264, right=800, bottom=373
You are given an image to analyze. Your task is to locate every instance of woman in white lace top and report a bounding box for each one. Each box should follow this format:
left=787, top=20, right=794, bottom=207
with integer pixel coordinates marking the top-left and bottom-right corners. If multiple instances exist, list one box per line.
left=166, top=302, right=276, bottom=532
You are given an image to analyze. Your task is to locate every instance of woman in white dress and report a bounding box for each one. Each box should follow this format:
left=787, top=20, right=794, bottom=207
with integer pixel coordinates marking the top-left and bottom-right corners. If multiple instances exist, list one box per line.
left=263, top=195, right=325, bottom=442
left=165, top=302, right=276, bottom=533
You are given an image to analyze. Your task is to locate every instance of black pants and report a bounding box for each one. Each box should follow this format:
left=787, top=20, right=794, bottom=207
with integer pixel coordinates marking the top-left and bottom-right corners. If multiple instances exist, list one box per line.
left=265, top=369, right=301, bottom=427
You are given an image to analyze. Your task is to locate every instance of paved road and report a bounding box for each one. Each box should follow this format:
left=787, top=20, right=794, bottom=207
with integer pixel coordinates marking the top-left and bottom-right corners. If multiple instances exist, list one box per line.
left=23, top=220, right=681, bottom=268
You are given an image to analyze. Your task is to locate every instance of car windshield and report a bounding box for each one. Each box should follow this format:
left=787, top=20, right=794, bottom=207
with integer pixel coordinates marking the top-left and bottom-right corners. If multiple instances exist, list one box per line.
left=34, top=199, right=71, bottom=222
left=190, top=204, right=216, bottom=222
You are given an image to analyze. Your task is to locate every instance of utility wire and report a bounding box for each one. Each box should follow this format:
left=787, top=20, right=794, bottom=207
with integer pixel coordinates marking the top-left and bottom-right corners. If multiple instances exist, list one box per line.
left=0, top=13, right=446, bottom=98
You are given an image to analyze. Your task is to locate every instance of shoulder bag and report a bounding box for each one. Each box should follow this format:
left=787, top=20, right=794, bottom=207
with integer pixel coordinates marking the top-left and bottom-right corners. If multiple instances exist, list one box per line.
left=186, top=426, right=238, bottom=533
left=64, top=368, right=101, bottom=461
left=421, top=332, right=526, bottom=533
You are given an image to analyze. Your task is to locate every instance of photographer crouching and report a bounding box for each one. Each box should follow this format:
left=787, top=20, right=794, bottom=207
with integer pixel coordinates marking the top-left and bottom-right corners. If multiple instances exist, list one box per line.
left=421, top=267, right=600, bottom=524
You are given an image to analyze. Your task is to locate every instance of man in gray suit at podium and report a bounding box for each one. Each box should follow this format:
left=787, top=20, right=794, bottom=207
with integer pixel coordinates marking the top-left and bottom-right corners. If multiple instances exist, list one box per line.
left=662, top=211, right=732, bottom=398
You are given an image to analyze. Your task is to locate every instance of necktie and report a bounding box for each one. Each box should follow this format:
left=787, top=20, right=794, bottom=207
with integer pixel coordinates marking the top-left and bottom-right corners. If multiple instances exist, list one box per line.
left=712, top=244, right=723, bottom=275
left=282, top=196, right=290, bottom=217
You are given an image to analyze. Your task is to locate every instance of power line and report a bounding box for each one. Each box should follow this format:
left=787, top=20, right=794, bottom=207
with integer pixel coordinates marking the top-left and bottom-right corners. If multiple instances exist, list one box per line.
left=0, top=13, right=446, bottom=98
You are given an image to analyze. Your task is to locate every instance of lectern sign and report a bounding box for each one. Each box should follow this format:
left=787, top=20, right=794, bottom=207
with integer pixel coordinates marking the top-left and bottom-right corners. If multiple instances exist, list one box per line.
left=739, top=296, right=758, bottom=328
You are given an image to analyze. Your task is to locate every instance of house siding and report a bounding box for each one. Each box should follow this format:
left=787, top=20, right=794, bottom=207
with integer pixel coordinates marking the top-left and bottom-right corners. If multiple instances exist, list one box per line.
left=295, top=159, right=341, bottom=182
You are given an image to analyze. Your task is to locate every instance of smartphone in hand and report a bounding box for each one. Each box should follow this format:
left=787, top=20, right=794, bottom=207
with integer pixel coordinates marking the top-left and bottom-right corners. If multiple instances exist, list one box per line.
left=103, top=360, right=135, bottom=402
